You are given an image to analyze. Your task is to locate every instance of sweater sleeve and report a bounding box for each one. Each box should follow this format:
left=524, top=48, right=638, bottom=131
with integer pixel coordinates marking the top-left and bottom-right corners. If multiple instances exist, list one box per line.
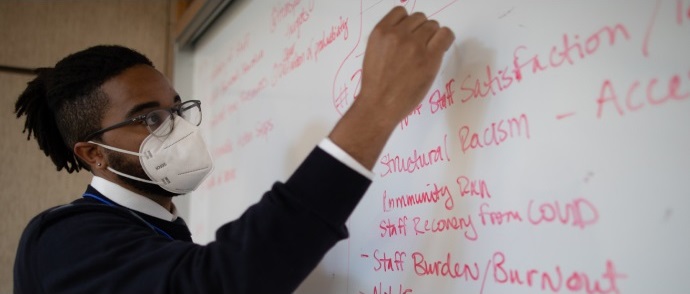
left=28, top=147, right=371, bottom=294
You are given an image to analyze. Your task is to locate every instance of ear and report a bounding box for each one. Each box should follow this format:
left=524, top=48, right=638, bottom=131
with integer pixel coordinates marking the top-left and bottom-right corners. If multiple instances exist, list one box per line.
left=74, top=142, right=106, bottom=171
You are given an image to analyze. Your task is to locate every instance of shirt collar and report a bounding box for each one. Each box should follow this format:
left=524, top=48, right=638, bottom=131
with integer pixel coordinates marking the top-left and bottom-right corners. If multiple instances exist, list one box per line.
left=90, top=176, right=178, bottom=221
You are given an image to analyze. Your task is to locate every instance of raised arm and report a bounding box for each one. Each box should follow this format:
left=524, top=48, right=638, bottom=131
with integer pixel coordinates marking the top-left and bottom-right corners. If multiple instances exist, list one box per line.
left=329, top=6, right=455, bottom=169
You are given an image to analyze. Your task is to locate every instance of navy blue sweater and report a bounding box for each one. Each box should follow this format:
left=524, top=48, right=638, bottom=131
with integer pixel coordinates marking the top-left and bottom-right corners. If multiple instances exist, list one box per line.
left=14, top=147, right=371, bottom=293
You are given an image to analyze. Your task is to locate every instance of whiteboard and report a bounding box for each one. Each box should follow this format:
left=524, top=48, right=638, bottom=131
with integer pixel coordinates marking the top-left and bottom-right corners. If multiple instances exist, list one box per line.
left=185, top=0, right=690, bottom=293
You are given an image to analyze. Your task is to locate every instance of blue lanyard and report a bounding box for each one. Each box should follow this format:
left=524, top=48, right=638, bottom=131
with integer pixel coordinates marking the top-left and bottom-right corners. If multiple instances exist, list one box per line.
left=83, top=193, right=174, bottom=240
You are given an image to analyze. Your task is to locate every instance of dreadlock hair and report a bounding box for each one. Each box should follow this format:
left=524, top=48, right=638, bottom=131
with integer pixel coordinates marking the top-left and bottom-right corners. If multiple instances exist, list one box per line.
left=14, top=45, right=154, bottom=173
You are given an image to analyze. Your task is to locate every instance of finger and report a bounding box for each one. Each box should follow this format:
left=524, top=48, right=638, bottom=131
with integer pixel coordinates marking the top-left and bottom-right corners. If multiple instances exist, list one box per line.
left=413, top=19, right=440, bottom=43
left=398, top=12, right=429, bottom=32
left=427, top=26, right=455, bottom=52
left=377, top=6, right=409, bottom=27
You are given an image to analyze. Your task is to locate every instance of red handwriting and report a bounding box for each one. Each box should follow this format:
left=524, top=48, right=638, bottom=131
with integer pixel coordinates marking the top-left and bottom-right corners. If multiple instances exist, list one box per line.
left=362, top=0, right=458, bottom=17
left=642, top=0, right=663, bottom=57
left=373, top=249, right=406, bottom=272
left=210, top=118, right=274, bottom=160
left=209, top=34, right=250, bottom=82
left=458, top=113, right=530, bottom=154
left=333, top=68, right=363, bottom=114
left=272, top=43, right=312, bottom=85
left=379, top=196, right=597, bottom=239
left=210, top=49, right=265, bottom=105
left=478, top=202, right=522, bottom=226
left=332, top=64, right=364, bottom=114
left=374, top=250, right=627, bottom=293
left=680, top=0, right=690, bottom=24
left=512, top=24, right=630, bottom=82
left=382, top=0, right=459, bottom=18
left=400, top=0, right=416, bottom=11
left=429, top=79, right=456, bottom=114
left=399, top=103, right=423, bottom=130
left=461, top=24, right=630, bottom=104
left=596, top=72, right=690, bottom=118
left=398, top=78, right=456, bottom=130
left=314, top=16, right=349, bottom=61
left=456, top=176, right=492, bottom=198
left=255, top=119, right=274, bottom=139
left=360, top=283, right=413, bottom=294
left=490, top=252, right=627, bottom=294
left=240, top=78, right=269, bottom=103
left=642, top=0, right=689, bottom=57
left=273, top=15, right=351, bottom=86
left=461, top=64, right=515, bottom=102
left=413, top=251, right=481, bottom=281
left=331, top=0, right=457, bottom=114
left=210, top=101, right=240, bottom=129
left=556, top=112, right=577, bottom=120
left=360, top=249, right=628, bottom=294
left=379, top=175, right=490, bottom=211
left=286, top=1, right=314, bottom=39
left=337, top=77, right=455, bottom=130
left=331, top=0, right=365, bottom=115
left=237, top=131, right=253, bottom=148
left=271, top=0, right=302, bottom=33
left=201, top=168, right=236, bottom=190
left=412, top=214, right=478, bottom=241
left=211, top=138, right=233, bottom=158
left=379, top=134, right=450, bottom=177
left=472, top=198, right=599, bottom=229
left=210, top=78, right=268, bottom=131
left=382, top=183, right=455, bottom=212
left=527, top=198, right=599, bottom=229
left=379, top=216, right=408, bottom=238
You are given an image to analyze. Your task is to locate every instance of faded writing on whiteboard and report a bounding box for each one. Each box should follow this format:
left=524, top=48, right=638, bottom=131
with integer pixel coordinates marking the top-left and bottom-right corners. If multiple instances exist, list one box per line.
left=200, top=168, right=236, bottom=190
left=271, top=0, right=302, bottom=32
left=209, top=34, right=250, bottom=82
left=209, top=50, right=265, bottom=105
left=286, top=1, right=314, bottom=39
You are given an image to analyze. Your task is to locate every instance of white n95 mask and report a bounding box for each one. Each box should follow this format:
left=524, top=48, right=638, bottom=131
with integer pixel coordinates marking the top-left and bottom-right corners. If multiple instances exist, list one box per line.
left=90, top=116, right=214, bottom=194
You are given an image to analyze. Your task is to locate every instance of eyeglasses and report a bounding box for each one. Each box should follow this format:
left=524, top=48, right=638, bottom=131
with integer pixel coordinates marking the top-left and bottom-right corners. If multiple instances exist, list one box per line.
left=82, top=100, right=202, bottom=142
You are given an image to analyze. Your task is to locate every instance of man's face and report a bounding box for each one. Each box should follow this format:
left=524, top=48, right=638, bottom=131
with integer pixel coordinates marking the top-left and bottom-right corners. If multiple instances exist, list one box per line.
left=98, top=64, right=181, bottom=197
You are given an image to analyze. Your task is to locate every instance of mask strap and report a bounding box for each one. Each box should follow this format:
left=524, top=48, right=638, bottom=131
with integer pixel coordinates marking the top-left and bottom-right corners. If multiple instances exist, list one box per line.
left=88, top=141, right=160, bottom=186
left=107, top=167, right=159, bottom=185
left=88, top=141, right=142, bottom=157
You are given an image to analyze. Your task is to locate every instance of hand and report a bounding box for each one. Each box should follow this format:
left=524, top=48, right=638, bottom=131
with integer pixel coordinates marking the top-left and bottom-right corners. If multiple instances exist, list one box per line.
left=329, top=7, right=455, bottom=170
left=357, top=6, right=455, bottom=126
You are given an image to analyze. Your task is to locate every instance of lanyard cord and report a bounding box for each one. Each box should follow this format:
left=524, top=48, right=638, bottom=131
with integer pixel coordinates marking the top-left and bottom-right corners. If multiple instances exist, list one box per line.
left=82, top=193, right=174, bottom=241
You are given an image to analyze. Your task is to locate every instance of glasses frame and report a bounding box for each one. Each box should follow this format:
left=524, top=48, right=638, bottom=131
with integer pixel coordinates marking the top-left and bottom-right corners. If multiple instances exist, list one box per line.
left=82, top=100, right=202, bottom=142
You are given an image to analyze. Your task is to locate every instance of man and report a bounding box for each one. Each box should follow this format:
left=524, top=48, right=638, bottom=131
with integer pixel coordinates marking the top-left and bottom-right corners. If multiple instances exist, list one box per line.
left=14, top=7, right=454, bottom=293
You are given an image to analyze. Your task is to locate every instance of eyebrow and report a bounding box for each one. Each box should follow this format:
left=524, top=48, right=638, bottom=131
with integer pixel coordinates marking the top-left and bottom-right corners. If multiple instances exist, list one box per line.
left=125, top=101, right=160, bottom=119
left=124, top=95, right=181, bottom=119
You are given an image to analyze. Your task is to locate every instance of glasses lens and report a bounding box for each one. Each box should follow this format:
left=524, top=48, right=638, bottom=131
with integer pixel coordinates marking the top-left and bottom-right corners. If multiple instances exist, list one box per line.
left=146, top=109, right=174, bottom=137
left=179, top=101, right=202, bottom=126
